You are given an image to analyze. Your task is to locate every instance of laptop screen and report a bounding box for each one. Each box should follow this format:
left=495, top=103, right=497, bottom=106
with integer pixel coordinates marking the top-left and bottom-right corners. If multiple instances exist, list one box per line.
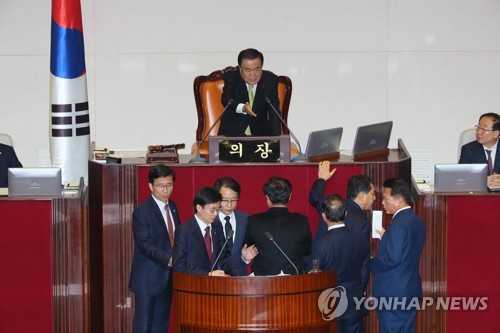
left=352, top=121, right=393, bottom=155
left=8, top=167, right=62, bottom=197
left=305, top=127, right=343, bottom=158
left=434, top=164, right=488, bottom=193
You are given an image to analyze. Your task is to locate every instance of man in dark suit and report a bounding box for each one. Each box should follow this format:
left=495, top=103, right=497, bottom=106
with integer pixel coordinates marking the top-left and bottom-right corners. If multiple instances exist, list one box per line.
left=459, top=112, right=500, bottom=188
left=173, top=187, right=240, bottom=276
left=311, top=194, right=370, bottom=333
left=129, top=165, right=180, bottom=333
left=0, top=143, right=22, bottom=188
left=213, top=177, right=250, bottom=276
left=310, top=161, right=375, bottom=241
left=218, top=48, right=281, bottom=136
left=371, top=178, right=426, bottom=333
left=243, top=177, right=312, bottom=275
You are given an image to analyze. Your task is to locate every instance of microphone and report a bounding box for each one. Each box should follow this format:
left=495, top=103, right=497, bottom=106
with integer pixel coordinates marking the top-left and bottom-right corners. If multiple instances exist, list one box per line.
left=210, top=229, right=235, bottom=274
left=264, top=97, right=308, bottom=162
left=189, top=99, right=234, bottom=163
left=264, top=231, right=299, bottom=275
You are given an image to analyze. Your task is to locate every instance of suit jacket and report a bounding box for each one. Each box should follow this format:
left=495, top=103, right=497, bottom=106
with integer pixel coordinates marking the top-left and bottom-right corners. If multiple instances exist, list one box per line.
left=244, top=207, right=312, bottom=275
left=309, top=178, right=371, bottom=240
left=371, top=208, right=426, bottom=299
left=173, top=217, right=238, bottom=276
left=0, top=143, right=22, bottom=188
left=213, top=210, right=249, bottom=276
left=459, top=140, right=500, bottom=174
left=311, top=226, right=370, bottom=320
left=219, top=70, right=281, bottom=136
left=129, top=195, right=180, bottom=296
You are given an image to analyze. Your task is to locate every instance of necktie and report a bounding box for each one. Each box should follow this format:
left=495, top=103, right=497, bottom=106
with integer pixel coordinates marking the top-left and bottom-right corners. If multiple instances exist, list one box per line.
left=486, top=149, right=493, bottom=175
left=204, top=226, right=212, bottom=263
left=245, top=84, right=254, bottom=135
left=164, top=204, right=175, bottom=247
left=224, top=216, right=233, bottom=250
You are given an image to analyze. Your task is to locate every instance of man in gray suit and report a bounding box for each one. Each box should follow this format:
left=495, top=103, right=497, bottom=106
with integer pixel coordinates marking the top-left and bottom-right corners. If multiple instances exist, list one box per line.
left=213, top=177, right=250, bottom=276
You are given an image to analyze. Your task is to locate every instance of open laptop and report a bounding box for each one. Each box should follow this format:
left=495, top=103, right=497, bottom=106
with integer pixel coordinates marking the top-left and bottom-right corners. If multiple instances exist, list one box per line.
left=352, top=121, right=393, bottom=155
left=8, top=167, right=62, bottom=197
left=434, top=164, right=488, bottom=193
left=305, top=127, right=343, bottom=158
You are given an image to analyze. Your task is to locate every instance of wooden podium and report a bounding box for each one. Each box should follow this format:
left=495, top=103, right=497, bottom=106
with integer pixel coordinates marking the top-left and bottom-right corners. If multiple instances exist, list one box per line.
left=173, top=271, right=337, bottom=332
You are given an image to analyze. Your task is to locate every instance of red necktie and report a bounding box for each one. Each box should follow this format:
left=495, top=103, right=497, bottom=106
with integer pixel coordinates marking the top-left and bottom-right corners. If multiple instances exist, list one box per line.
left=204, top=226, right=212, bottom=263
left=486, top=150, right=493, bottom=175
left=164, top=204, right=175, bottom=247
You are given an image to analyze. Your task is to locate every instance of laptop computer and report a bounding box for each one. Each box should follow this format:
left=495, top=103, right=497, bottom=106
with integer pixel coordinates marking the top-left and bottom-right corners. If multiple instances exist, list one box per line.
left=434, top=164, right=488, bottom=193
left=305, top=127, right=343, bottom=158
left=352, top=121, right=393, bottom=155
left=8, top=167, right=62, bottom=197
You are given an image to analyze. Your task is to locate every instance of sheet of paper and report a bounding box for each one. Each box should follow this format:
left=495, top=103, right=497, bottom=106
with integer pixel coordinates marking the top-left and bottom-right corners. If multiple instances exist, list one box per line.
left=372, top=210, right=383, bottom=239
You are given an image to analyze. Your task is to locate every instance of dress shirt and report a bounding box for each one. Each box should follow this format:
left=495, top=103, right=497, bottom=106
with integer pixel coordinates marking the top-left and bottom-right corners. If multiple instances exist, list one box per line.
left=483, top=141, right=498, bottom=170
left=236, top=84, right=257, bottom=114
left=151, top=195, right=175, bottom=233
left=194, top=215, right=212, bottom=250
left=327, top=223, right=346, bottom=231
left=218, top=212, right=236, bottom=241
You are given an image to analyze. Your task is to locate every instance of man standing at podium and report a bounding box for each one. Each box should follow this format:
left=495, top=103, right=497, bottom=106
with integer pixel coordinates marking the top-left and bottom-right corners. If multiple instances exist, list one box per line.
left=243, top=177, right=312, bottom=275
left=218, top=48, right=281, bottom=136
left=129, top=165, right=180, bottom=333
left=213, top=177, right=249, bottom=276
left=311, top=194, right=370, bottom=333
left=371, top=178, right=426, bottom=333
left=173, top=187, right=242, bottom=276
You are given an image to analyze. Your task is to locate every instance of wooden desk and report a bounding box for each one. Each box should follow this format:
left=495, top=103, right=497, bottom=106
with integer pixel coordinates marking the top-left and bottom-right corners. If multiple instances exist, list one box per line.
left=0, top=186, right=88, bottom=333
left=88, top=140, right=411, bottom=333
left=173, top=271, right=337, bottom=332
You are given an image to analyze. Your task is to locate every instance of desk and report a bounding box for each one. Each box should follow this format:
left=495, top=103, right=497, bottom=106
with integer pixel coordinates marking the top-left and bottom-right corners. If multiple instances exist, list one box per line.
left=0, top=187, right=88, bottom=333
left=88, top=140, right=411, bottom=333
left=413, top=191, right=500, bottom=332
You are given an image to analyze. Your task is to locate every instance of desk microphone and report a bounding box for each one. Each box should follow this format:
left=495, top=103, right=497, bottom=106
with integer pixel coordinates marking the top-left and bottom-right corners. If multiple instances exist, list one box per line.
left=264, top=231, right=299, bottom=275
left=210, top=229, right=234, bottom=274
left=189, top=99, right=234, bottom=163
left=264, top=97, right=308, bottom=162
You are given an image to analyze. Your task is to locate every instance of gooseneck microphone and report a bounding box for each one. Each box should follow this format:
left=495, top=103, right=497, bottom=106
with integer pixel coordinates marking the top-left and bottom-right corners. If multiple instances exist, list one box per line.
left=210, top=229, right=234, bottom=275
left=264, top=97, right=308, bottom=162
left=189, top=99, right=234, bottom=164
left=264, top=231, right=299, bottom=275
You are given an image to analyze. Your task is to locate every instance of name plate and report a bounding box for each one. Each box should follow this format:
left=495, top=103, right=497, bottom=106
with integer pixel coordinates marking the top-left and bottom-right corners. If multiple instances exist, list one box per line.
left=208, top=135, right=291, bottom=163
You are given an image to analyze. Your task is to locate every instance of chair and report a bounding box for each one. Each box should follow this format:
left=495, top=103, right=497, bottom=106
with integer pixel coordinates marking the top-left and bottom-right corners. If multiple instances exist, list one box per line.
left=191, top=66, right=298, bottom=156
left=0, top=133, right=14, bottom=147
left=457, top=128, right=476, bottom=161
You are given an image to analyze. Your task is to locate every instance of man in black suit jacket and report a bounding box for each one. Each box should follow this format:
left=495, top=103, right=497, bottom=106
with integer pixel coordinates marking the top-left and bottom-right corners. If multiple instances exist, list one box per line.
left=312, top=194, right=370, bottom=333
left=459, top=112, right=500, bottom=188
left=218, top=48, right=281, bottom=136
left=243, top=177, right=312, bottom=275
left=371, top=178, right=426, bottom=333
left=0, top=143, right=22, bottom=188
left=310, top=161, right=375, bottom=241
left=129, top=165, right=180, bottom=333
left=173, top=187, right=240, bottom=277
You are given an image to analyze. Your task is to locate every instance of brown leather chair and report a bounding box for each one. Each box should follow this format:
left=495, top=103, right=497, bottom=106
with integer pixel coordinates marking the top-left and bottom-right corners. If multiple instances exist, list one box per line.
left=191, top=66, right=298, bottom=155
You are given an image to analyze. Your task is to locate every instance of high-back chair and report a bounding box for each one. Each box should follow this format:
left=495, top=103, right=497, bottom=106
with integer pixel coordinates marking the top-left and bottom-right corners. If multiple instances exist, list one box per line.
left=457, top=128, right=476, bottom=161
left=0, top=133, right=14, bottom=147
left=191, top=66, right=297, bottom=156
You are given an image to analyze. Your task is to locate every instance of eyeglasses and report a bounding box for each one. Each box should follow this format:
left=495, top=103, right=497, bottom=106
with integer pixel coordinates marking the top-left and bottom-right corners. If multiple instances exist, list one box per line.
left=205, top=207, right=221, bottom=214
left=475, top=125, right=496, bottom=133
left=221, top=199, right=239, bottom=205
left=153, top=183, right=173, bottom=190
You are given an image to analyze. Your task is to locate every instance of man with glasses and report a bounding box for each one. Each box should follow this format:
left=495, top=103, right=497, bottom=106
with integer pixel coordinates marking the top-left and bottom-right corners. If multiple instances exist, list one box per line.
left=129, top=164, right=180, bottom=333
left=173, top=186, right=239, bottom=276
left=218, top=48, right=281, bottom=136
left=243, top=177, right=312, bottom=275
left=459, top=112, right=500, bottom=188
left=213, top=177, right=253, bottom=276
